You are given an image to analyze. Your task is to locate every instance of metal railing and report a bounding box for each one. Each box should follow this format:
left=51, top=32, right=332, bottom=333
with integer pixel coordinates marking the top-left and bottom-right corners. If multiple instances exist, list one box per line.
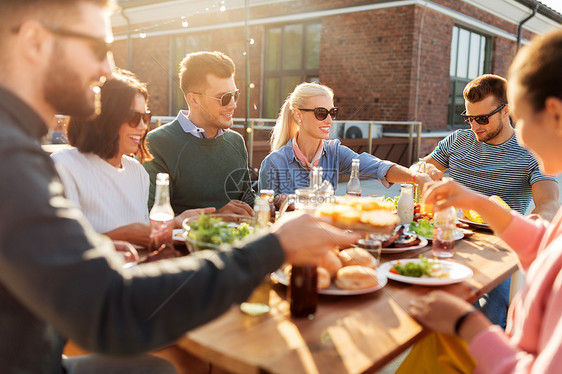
left=152, top=116, right=422, bottom=166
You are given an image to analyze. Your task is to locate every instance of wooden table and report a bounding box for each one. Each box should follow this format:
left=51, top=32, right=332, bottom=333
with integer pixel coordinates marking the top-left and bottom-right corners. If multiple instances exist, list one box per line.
left=176, top=230, right=518, bottom=374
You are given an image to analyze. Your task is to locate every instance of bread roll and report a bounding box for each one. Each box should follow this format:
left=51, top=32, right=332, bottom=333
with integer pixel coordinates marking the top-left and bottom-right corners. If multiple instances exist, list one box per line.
left=335, top=265, right=378, bottom=290
left=319, top=250, right=342, bottom=277
left=317, top=267, right=331, bottom=289
left=338, top=247, right=376, bottom=268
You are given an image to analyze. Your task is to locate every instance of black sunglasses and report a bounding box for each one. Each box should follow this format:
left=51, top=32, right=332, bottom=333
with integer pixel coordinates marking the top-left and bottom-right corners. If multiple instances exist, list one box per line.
left=298, top=107, right=339, bottom=121
left=193, top=89, right=240, bottom=106
left=127, top=111, right=152, bottom=128
left=461, top=104, right=506, bottom=125
left=12, top=24, right=112, bottom=62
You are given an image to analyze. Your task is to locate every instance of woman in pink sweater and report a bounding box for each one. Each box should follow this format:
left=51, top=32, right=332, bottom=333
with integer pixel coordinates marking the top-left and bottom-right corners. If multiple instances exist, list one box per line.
left=409, top=29, right=562, bottom=373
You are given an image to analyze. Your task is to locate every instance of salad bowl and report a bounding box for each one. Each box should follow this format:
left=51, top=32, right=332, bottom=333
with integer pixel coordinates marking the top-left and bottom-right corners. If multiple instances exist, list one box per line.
left=182, top=213, right=254, bottom=252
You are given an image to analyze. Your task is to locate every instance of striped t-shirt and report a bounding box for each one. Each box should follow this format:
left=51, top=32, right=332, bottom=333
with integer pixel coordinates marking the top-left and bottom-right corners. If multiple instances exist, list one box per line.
left=430, top=129, right=556, bottom=214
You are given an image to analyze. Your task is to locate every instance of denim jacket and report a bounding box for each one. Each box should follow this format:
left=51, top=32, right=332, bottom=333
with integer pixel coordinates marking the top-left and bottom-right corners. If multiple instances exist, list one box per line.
left=258, top=139, right=394, bottom=194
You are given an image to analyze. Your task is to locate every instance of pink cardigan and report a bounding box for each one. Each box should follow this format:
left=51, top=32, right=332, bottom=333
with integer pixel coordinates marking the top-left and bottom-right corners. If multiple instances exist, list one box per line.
left=469, top=208, right=562, bottom=373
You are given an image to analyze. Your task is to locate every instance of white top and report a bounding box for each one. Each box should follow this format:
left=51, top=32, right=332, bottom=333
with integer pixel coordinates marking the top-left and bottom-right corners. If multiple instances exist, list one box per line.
left=51, top=148, right=150, bottom=233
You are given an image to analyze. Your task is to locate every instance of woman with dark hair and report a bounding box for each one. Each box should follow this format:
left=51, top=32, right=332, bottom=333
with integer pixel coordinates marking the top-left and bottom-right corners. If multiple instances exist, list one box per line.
left=398, top=29, right=562, bottom=373
left=52, top=69, right=211, bottom=247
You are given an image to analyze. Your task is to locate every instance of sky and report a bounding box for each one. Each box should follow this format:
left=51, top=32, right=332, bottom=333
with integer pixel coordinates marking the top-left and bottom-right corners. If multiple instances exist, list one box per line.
left=539, top=0, right=562, bottom=14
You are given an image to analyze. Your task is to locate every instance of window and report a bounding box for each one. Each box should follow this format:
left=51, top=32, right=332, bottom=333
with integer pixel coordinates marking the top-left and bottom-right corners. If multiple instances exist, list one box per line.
left=170, top=34, right=212, bottom=114
left=263, top=23, right=321, bottom=118
left=448, top=26, right=490, bottom=128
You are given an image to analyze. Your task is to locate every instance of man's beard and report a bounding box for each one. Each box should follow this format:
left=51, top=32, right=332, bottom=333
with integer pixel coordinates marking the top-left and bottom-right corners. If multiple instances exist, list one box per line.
left=43, top=41, right=96, bottom=118
left=477, top=119, right=504, bottom=143
left=199, top=101, right=232, bottom=130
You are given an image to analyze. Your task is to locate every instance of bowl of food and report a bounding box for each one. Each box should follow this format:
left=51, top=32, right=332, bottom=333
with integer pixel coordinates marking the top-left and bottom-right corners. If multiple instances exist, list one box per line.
left=182, top=213, right=255, bottom=252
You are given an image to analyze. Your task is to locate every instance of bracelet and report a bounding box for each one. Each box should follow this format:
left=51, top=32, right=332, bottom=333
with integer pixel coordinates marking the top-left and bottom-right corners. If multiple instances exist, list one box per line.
left=413, top=172, right=422, bottom=185
left=454, top=309, right=478, bottom=336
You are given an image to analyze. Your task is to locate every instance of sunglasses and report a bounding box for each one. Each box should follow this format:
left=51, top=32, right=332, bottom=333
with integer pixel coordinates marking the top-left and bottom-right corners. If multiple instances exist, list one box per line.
left=298, top=107, right=339, bottom=121
left=461, top=104, right=506, bottom=125
left=11, top=24, right=113, bottom=62
left=127, top=111, right=152, bottom=128
left=193, top=89, right=240, bottom=106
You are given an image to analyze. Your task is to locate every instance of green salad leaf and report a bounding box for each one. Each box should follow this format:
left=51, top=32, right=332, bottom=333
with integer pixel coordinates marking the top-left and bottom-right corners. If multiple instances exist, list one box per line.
left=392, top=255, right=433, bottom=277
left=187, top=213, right=252, bottom=246
left=409, top=219, right=434, bottom=238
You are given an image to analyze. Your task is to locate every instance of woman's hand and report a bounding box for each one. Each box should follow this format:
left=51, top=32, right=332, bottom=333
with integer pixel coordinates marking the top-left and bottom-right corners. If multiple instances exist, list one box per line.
left=408, top=291, right=491, bottom=343
left=174, top=207, right=216, bottom=228
left=422, top=178, right=482, bottom=212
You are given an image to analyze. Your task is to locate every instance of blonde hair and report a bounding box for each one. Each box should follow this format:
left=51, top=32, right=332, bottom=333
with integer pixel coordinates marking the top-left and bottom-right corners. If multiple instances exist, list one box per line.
left=270, top=82, right=334, bottom=151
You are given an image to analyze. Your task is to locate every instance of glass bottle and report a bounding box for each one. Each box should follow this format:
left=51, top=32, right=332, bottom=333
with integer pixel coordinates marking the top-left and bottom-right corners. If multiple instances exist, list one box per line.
left=289, top=188, right=318, bottom=319
left=432, top=206, right=457, bottom=258
left=414, top=158, right=426, bottom=205
left=397, top=184, right=414, bottom=225
left=148, top=173, right=178, bottom=258
left=346, top=159, right=362, bottom=197
left=310, top=166, right=323, bottom=190
left=240, top=197, right=271, bottom=316
left=259, top=189, right=276, bottom=223
left=289, top=264, right=318, bottom=319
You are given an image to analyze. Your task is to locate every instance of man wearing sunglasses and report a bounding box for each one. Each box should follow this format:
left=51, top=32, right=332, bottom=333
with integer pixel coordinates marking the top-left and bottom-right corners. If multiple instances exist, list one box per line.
left=415, top=74, right=559, bottom=329
left=143, top=51, right=255, bottom=217
left=0, top=1, right=361, bottom=373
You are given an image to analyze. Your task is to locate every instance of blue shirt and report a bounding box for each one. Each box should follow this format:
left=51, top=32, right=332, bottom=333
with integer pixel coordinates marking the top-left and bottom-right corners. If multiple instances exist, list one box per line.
left=176, top=110, right=225, bottom=138
left=430, top=129, right=556, bottom=214
left=258, top=139, right=395, bottom=194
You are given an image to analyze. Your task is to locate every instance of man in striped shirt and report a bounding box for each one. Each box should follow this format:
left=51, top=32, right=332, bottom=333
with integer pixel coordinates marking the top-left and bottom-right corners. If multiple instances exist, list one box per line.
left=418, top=74, right=559, bottom=329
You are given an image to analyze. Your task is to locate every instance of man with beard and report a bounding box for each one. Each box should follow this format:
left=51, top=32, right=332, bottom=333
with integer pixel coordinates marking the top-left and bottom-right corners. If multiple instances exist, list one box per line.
left=0, top=1, right=358, bottom=373
left=418, top=75, right=558, bottom=220
left=415, top=74, right=559, bottom=329
left=143, top=51, right=256, bottom=217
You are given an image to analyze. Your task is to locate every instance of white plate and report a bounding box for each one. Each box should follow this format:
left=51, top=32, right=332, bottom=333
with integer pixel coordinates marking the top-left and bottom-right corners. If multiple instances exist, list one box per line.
left=380, top=259, right=473, bottom=286
left=458, top=217, right=491, bottom=230
left=382, top=237, right=429, bottom=253
left=404, top=227, right=464, bottom=241
left=172, top=229, right=185, bottom=242
left=271, top=268, right=387, bottom=296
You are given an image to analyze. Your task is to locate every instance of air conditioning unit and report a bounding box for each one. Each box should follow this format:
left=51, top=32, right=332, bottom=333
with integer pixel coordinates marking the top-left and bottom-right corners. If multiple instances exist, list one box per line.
left=329, top=122, right=383, bottom=139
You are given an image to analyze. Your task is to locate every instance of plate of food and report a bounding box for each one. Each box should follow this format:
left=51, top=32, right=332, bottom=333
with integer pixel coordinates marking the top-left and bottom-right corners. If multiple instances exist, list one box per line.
left=458, top=210, right=491, bottom=230
left=379, top=225, right=429, bottom=253
left=271, top=247, right=387, bottom=295
left=315, top=196, right=399, bottom=235
left=182, top=213, right=254, bottom=252
left=379, top=256, right=473, bottom=286
left=405, top=219, right=464, bottom=241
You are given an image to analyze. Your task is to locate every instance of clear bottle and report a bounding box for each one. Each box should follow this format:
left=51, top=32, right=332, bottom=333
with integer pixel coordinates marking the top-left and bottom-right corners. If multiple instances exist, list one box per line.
left=397, top=184, right=414, bottom=225
left=259, top=189, right=276, bottom=223
left=414, top=158, right=427, bottom=205
left=240, top=197, right=271, bottom=316
left=310, top=166, right=323, bottom=190
left=148, top=173, right=177, bottom=258
left=346, top=159, right=362, bottom=197
left=432, top=206, right=457, bottom=258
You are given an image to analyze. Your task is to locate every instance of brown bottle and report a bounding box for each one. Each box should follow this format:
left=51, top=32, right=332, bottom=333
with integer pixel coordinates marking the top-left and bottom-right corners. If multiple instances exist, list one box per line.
left=289, top=265, right=318, bottom=319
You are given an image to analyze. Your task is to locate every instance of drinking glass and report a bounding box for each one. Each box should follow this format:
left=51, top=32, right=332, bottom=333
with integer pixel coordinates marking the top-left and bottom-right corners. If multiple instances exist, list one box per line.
left=357, top=237, right=382, bottom=266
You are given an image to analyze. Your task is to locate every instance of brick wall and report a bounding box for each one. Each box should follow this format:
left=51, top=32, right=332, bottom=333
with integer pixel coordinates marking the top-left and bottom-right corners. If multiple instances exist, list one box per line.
left=112, top=0, right=543, bottom=132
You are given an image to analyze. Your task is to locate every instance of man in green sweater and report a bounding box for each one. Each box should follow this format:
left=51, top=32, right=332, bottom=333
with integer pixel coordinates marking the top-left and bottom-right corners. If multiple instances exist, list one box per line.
left=144, top=51, right=255, bottom=216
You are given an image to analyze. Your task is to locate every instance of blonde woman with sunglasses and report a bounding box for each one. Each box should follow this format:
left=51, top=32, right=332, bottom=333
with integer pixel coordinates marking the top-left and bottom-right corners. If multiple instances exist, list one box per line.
left=258, top=82, right=432, bottom=197
left=52, top=69, right=212, bottom=247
